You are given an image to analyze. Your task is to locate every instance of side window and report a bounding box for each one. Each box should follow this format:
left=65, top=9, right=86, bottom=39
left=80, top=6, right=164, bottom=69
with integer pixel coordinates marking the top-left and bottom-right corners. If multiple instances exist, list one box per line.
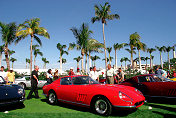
left=138, top=76, right=150, bottom=82
left=60, top=77, right=72, bottom=85
left=72, top=77, right=89, bottom=85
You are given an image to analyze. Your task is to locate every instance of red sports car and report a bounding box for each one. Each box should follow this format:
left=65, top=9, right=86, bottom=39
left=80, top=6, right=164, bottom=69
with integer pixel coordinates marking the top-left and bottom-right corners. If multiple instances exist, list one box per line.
left=120, top=74, right=176, bottom=98
left=43, top=75, right=145, bottom=116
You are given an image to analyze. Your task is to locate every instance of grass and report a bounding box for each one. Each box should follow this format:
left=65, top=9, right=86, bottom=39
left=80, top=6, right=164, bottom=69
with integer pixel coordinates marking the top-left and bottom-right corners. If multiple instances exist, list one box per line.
left=0, top=90, right=176, bottom=118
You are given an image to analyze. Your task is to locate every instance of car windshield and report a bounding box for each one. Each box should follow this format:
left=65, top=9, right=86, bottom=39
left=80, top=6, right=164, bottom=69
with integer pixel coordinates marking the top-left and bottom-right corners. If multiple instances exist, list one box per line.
left=153, top=75, right=172, bottom=82
left=72, top=76, right=99, bottom=85
left=0, top=76, right=5, bottom=84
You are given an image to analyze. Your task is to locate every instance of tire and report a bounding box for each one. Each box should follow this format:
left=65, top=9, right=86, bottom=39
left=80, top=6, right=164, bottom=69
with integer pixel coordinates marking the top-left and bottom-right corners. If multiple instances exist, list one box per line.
left=48, top=91, right=58, bottom=105
left=18, top=83, right=26, bottom=89
left=92, top=96, right=112, bottom=116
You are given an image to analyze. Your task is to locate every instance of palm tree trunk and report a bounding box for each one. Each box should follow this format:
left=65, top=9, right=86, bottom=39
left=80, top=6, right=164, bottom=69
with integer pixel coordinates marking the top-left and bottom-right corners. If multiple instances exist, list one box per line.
left=173, top=50, right=176, bottom=58
left=109, top=53, right=111, bottom=65
left=0, top=53, right=2, bottom=68
left=30, top=36, right=33, bottom=74
left=146, top=60, right=148, bottom=72
left=89, top=52, right=91, bottom=69
left=149, top=54, right=152, bottom=69
left=102, top=23, right=107, bottom=72
left=85, top=54, right=88, bottom=74
left=12, top=62, right=14, bottom=69
left=125, top=61, right=126, bottom=70
left=168, top=52, right=170, bottom=70
left=160, top=52, right=163, bottom=69
left=60, top=52, right=62, bottom=72
left=131, top=52, right=133, bottom=69
left=26, top=62, right=27, bottom=69
left=34, top=56, right=36, bottom=67
left=94, top=60, right=96, bottom=66
left=121, top=62, right=122, bottom=68
left=4, top=44, right=10, bottom=70
left=138, top=50, right=142, bottom=70
left=115, top=50, right=117, bottom=69
left=77, top=61, right=79, bottom=69
left=81, top=54, right=84, bottom=73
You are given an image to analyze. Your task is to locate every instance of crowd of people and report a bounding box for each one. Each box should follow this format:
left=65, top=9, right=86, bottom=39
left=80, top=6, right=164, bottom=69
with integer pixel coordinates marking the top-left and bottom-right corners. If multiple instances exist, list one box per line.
left=0, top=66, right=15, bottom=85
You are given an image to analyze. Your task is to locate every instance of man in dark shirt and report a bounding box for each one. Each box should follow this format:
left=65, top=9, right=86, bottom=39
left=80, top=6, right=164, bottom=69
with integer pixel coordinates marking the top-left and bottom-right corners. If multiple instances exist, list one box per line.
left=155, top=66, right=163, bottom=76
left=27, top=66, right=40, bottom=99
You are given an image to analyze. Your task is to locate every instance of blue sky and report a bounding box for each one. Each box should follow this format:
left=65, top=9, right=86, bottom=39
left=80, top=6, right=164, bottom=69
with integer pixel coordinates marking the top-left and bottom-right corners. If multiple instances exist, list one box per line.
left=0, top=0, right=176, bottom=70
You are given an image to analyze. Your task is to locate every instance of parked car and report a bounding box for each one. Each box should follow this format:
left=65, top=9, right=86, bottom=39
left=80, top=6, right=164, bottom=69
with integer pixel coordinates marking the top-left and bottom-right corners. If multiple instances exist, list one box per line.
left=15, top=76, right=47, bottom=89
left=0, top=76, right=25, bottom=106
left=43, top=75, right=145, bottom=116
left=120, top=74, right=176, bottom=98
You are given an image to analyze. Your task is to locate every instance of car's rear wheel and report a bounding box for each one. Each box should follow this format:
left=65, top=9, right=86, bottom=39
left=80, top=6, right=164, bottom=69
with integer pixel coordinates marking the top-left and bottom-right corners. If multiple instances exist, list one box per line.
left=18, top=83, right=26, bottom=89
left=48, top=91, right=58, bottom=105
left=92, top=96, right=112, bottom=116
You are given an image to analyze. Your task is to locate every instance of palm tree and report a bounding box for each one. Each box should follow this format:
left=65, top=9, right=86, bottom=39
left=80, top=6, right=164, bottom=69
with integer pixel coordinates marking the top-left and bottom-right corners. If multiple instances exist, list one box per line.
left=73, top=56, right=82, bottom=69
left=26, top=58, right=30, bottom=69
left=87, top=39, right=103, bottom=70
left=91, top=55, right=100, bottom=66
left=92, top=2, right=120, bottom=71
left=144, top=57, right=150, bottom=71
left=165, top=46, right=173, bottom=70
left=0, top=22, right=17, bottom=70
left=147, top=48, right=156, bottom=69
left=123, top=57, right=130, bottom=70
left=8, top=50, right=15, bottom=61
left=120, top=58, right=124, bottom=68
left=172, top=44, right=176, bottom=58
left=155, top=46, right=166, bottom=68
left=136, top=42, right=146, bottom=70
left=57, top=43, right=68, bottom=72
left=16, top=18, right=50, bottom=74
left=107, top=47, right=112, bottom=65
left=128, top=32, right=141, bottom=69
left=113, top=43, right=127, bottom=69
left=125, top=47, right=136, bottom=69
left=42, top=57, right=49, bottom=69
left=58, top=58, right=66, bottom=64
left=69, top=23, right=93, bottom=73
left=0, top=45, right=4, bottom=67
left=33, top=48, right=43, bottom=67
left=10, top=57, right=17, bottom=69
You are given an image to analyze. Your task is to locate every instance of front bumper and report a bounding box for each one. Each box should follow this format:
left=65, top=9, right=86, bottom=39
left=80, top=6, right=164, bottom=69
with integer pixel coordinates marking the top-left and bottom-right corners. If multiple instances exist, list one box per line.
left=0, top=97, right=25, bottom=106
left=113, top=100, right=144, bottom=109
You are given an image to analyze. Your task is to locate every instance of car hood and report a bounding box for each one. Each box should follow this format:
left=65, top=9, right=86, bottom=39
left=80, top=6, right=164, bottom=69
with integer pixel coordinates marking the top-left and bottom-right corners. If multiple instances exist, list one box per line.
left=93, top=84, right=144, bottom=101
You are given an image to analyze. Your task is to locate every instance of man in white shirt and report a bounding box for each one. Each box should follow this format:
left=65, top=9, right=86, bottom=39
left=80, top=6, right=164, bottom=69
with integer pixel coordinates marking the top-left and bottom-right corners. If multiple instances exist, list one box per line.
left=0, top=66, right=8, bottom=80
left=89, top=66, right=99, bottom=82
left=106, top=64, right=116, bottom=84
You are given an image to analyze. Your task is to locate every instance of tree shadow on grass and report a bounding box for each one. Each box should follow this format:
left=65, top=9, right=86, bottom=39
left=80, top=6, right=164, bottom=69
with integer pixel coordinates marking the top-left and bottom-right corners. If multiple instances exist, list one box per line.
left=0, top=103, right=25, bottom=112
left=40, top=98, right=137, bottom=117
left=148, top=104, right=176, bottom=113
left=152, top=111, right=176, bottom=118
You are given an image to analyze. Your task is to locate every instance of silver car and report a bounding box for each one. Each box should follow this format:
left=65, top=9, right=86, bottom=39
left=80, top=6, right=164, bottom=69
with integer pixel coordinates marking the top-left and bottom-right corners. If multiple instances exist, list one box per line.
left=15, top=76, right=47, bottom=89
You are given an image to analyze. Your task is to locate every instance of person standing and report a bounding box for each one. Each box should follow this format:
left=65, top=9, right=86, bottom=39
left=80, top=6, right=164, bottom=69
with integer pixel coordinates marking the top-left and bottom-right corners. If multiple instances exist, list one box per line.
left=0, top=66, right=8, bottom=81
left=6, top=68, right=15, bottom=84
left=75, top=68, right=82, bottom=75
left=54, top=69, right=59, bottom=80
left=116, top=68, right=124, bottom=84
left=69, top=67, right=75, bottom=76
left=46, top=69, right=53, bottom=84
left=89, top=66, right=99, bottom=82
left=106, top=64, right=116, bottom=84
left=27, top=66, right=40, bottom=99
left=155, top=66, right=164, bottom=76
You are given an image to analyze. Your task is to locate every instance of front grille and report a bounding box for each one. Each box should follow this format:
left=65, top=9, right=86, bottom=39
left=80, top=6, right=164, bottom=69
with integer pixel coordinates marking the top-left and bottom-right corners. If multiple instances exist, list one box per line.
left=135, top=101, right=144, bottom=106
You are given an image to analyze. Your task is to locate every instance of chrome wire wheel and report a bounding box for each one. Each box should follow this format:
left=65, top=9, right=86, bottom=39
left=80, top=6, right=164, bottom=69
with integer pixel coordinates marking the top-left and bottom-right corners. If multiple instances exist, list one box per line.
left=48, top=92, right=57, bottom=104
left=95, top=99, right=108, bottom=114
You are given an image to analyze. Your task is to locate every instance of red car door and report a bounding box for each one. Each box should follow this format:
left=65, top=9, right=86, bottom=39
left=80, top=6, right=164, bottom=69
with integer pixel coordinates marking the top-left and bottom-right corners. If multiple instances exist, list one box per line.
left=56, top=77, right=76, bottom=102
left=137, top=76, right=163, bottom=97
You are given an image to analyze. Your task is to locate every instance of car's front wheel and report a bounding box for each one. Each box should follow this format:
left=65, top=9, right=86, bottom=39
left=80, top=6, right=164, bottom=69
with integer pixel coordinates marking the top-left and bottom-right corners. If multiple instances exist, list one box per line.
left=92, top=96, right=112, bottom=116
left=48, top=91, right=58, bottom=105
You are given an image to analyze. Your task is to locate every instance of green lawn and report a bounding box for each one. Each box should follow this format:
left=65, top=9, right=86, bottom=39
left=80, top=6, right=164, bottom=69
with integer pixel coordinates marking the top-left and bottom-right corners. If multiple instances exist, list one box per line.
left=0, top=90, right=176, bottom=118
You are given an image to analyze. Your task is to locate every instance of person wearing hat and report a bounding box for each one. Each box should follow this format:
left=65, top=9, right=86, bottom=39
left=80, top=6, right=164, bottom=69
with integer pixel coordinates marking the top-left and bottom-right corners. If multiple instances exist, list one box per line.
left=6, top=68, right=15, bottom=85
left=75, top=68, right=82, bottom=75
left=69, top=67, right=75, bottom=76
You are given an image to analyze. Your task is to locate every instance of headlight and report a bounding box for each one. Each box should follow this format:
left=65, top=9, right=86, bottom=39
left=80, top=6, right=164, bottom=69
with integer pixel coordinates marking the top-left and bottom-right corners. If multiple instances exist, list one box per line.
left=135, top=88, right=143, bottom=96
left=18, top=88, right=24, bottom=95
left=119, top=91, right=133, bottom=102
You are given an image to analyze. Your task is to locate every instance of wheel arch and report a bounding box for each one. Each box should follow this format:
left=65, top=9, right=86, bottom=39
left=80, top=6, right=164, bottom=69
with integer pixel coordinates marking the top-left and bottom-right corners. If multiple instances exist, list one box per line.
left=90, top=94, right=111, bottom=107
left=18, top=82, right=26, bottom=89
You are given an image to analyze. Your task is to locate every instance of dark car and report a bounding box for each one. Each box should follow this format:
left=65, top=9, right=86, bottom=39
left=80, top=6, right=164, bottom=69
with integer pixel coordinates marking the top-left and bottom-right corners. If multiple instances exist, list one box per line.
left=120, top=74, right=176, bottom=98
left=0, top=76, right=25, bottom=106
